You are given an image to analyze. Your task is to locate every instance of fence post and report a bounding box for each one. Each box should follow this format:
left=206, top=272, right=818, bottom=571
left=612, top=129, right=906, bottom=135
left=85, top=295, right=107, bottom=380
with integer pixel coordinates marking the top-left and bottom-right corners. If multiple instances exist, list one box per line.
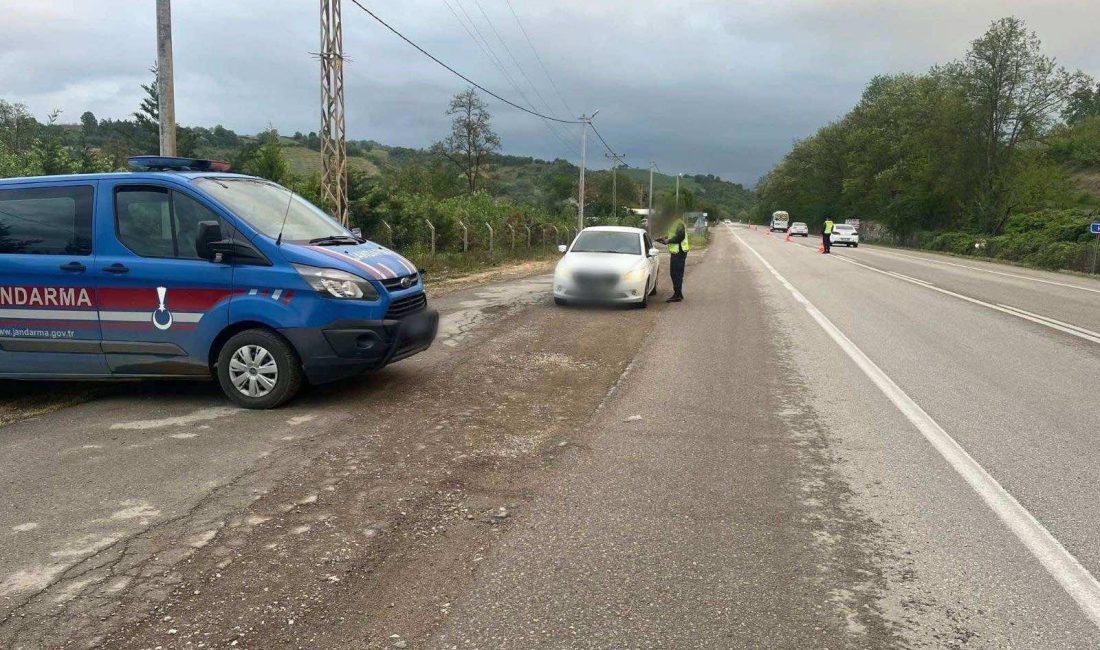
left=425, top=219, right=436, bottom=256
left=551, top=225, right=560, bottom=245
left=507, top=224, right=516, bottom=250
left=381, top=220, right=393, bottom=245
left=524, top=225, right=532, bottom=248
left=458, top=220, right=468, bottom=253
left=485, top=222, right=494, bottom=255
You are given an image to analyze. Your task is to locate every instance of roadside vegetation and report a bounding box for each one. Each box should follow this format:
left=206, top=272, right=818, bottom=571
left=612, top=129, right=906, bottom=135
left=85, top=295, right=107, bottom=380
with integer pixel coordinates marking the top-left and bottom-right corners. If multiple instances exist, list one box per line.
left=1, top=71, right=749, bottom=277
left=749, top=17, right=1100, bottom=273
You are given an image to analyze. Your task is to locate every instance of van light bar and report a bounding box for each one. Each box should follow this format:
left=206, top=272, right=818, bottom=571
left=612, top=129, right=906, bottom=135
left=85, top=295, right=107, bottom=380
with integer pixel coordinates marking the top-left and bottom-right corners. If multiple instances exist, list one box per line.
left=127, top=156, right=232, bottom=172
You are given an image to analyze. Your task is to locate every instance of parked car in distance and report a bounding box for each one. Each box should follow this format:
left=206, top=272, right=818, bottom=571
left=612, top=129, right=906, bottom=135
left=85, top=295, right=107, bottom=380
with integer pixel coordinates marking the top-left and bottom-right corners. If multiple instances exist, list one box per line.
left=553, top=226, right=659, bottom=308
left=789, top=222, right=809, bottom=236
left=830, top=223, right=860, bottom=247
left=0, top=156, right=438, bottom=409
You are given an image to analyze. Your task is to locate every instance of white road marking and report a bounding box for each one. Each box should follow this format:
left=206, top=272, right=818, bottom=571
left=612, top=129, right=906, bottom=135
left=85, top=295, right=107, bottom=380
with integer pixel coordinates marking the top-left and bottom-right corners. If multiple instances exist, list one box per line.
left=734, top=230, right=1100, bottom=629
left=858, top=247, right=1100, bottom=295
left=996, top=304, right=1100, bottom=339
left=830, top=253, right=1100, bottom=345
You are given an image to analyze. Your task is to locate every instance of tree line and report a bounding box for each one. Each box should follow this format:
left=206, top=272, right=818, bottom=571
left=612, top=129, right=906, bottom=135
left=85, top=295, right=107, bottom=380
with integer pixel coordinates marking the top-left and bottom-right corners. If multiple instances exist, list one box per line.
left=751, top=16, right=1100, bottom=251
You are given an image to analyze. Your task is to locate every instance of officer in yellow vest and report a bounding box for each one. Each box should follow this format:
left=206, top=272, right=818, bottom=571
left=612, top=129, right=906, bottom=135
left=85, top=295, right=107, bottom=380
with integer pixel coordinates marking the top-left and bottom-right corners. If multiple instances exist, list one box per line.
left=822, top=217, right=834, bottom=254
left=656, top=218, right=690, bottom=302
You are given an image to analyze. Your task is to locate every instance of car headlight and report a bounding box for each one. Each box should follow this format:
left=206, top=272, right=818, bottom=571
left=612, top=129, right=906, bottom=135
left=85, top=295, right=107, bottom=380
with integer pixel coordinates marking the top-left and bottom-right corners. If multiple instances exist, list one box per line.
left=292, top=264, right=379, bottom=300
left=623, top=266, right=647, bottom=283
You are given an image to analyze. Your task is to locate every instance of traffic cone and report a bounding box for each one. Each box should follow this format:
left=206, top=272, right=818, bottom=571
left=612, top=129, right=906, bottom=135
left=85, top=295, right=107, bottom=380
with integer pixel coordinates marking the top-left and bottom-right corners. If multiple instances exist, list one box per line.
left=785, top=232, right=792, bottom=242
left=818, top=243, right=825, bottom=253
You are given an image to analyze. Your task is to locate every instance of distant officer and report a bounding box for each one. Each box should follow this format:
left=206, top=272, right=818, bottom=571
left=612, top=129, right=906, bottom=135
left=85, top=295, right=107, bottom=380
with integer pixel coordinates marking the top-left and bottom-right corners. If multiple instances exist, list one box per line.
left=822, top=217, right=834, bottom=254
left=656, top=218, right=690, bottom=302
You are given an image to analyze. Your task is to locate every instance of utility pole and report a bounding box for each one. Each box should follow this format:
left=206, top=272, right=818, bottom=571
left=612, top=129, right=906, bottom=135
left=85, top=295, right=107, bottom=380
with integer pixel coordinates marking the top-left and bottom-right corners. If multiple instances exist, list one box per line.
left=577, top=111, right=598, bottom=230
left=647, top=162, right=655, bottom=237
left=155, top=0, right=176, bottom=157
left=675, top=173, right=682, bottom=216
left=320, top=0, right=349, bottom=225
left=604, top=152, right=626, bottom=222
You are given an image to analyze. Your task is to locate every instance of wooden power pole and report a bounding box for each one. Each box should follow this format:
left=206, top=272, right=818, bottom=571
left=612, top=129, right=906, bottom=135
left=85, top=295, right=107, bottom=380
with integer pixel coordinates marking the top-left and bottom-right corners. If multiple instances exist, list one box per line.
left=320, top=0, right=349, bottom=225
left=156, top=0, right=176, bottom=156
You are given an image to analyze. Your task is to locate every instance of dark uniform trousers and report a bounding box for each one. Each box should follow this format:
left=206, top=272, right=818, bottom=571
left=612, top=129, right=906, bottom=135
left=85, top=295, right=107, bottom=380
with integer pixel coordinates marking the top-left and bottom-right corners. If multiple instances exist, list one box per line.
left=822, top=231, right=831, bottom=253
left=670, top=252, right=687, bottom=298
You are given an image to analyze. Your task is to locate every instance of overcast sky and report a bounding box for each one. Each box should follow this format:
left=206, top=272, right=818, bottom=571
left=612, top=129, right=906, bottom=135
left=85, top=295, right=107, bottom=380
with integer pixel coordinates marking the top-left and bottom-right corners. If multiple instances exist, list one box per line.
left=2, top=0, right=1098, bottom=186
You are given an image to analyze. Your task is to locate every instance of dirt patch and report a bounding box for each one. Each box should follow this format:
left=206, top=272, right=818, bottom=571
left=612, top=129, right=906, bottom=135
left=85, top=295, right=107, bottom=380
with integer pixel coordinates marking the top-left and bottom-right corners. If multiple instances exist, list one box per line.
left=90, top=297, right=660, bottom=649
left=424, top=258, right=557, bottom=298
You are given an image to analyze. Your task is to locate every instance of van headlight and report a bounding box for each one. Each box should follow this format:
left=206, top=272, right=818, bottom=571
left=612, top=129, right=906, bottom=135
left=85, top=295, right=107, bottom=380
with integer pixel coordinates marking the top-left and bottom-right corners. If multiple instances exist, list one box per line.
left=293, top=264, right=379, bottom=300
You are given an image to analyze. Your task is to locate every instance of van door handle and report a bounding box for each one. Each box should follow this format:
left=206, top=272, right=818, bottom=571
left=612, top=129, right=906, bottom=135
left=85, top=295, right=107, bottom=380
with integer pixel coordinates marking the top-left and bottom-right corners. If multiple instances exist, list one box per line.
left=59, top=261, right=86, bottom=273
left=103, top=263, right=129, bottom=274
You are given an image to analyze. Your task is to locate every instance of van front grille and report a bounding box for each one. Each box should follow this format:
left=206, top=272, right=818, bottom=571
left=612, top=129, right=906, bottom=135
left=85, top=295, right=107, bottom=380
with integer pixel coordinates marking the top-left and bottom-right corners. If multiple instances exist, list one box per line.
left=385, top=293, right=427, bottom=320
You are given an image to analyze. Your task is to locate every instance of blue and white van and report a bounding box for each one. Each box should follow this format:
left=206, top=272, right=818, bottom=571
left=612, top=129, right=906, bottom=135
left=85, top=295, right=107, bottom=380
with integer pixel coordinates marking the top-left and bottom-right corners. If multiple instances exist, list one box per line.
left=0, top=157, right=437, bottom=408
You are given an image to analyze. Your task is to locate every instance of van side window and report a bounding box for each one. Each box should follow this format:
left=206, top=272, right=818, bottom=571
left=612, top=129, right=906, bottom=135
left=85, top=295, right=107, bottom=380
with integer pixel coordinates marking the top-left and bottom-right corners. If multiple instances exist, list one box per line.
left=115, top=186, right=224, bottom=260
left=0, top=185, right=94, bottom=255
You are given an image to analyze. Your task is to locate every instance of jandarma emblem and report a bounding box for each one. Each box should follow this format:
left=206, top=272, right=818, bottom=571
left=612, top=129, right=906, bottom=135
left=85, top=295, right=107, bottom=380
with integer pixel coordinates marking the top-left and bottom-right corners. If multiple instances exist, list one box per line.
left=152, top=286, right=173, bottom=330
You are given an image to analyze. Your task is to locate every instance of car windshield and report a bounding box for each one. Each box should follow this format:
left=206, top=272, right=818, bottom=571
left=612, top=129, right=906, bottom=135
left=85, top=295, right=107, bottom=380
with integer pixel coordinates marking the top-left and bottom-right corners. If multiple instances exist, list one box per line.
left=834, top=225, right=855, bottom=232
left=194, top=178, right=349, bottom=243
left=570, top=231, right=641, bottom=255
left=793, top=223, right=806, bottom=227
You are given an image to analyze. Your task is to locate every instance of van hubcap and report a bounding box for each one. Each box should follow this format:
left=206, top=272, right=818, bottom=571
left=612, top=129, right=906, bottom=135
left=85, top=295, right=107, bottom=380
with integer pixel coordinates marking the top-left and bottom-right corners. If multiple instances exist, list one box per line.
left=229, top=345, right=278, bottom=398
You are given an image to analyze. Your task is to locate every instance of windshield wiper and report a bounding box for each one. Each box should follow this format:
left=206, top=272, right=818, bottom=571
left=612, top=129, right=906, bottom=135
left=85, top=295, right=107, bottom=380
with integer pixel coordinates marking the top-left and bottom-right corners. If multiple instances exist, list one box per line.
left=308, top=235, right=360, bottom=246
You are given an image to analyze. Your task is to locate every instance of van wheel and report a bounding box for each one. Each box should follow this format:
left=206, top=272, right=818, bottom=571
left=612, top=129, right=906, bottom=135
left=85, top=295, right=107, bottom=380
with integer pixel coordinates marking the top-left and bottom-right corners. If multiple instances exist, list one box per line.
left=216, top=329, right=302, bottom=409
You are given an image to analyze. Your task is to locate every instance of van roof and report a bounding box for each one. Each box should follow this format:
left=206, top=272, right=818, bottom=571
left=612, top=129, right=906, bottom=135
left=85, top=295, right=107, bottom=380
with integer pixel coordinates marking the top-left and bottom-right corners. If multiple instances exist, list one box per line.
left=0, top=171, right=262, bottom=187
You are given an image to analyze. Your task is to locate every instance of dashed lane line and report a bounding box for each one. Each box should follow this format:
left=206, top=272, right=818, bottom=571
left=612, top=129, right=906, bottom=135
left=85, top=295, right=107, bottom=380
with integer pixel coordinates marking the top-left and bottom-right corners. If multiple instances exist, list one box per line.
left=857, top=246, right=1100, bottom=295
left=828, top=253, right=1100, bottom=346
left=733, top=230, right=1100, bottom=630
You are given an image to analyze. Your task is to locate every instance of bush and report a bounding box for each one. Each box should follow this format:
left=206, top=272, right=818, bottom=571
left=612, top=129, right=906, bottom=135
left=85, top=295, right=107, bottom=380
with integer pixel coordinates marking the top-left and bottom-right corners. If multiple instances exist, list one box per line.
left=925, top=232, right=978, bottom=255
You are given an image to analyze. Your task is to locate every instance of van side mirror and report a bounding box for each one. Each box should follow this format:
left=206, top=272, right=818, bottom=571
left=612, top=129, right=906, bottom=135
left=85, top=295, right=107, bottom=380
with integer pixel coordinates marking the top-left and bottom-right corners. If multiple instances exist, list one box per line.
left=195, top=221, right=224, bottom=260
left=648, top=247, right=660, bottom=257
left=557, top=244, right=567, bottom=253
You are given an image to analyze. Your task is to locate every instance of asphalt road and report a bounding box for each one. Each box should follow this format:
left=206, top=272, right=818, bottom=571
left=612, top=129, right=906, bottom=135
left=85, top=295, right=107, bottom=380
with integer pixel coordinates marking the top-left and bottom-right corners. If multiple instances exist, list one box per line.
left=3, top=227, right=1100, bottom=648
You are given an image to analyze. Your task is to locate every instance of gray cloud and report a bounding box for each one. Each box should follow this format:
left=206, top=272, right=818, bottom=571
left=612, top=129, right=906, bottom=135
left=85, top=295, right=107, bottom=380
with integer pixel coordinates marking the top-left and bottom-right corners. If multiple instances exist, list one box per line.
left=2, top=0, right=1097, bottom=185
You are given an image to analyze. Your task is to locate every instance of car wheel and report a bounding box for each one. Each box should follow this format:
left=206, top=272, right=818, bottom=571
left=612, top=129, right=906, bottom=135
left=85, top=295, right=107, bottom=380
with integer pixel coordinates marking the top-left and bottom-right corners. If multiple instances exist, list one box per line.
left=853, top=243, right=859, bottom=248
left=648, top=275, right=658, bottom=296
left=216, top=329, right=302, bottom=409
left=554, top=296, right=568, bottom=306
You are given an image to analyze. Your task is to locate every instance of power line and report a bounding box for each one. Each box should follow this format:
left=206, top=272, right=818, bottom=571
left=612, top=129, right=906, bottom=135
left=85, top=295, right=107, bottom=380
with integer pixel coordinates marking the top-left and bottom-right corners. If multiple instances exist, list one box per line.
left=588, top=121, right=619, bottom=157
left=503, top=0, right=574, bottom=117
left=348, top=0, right=579, bottom=125
left=472, top=0, right=560, bottom=127
left=440, top=0, right=578, bottom=156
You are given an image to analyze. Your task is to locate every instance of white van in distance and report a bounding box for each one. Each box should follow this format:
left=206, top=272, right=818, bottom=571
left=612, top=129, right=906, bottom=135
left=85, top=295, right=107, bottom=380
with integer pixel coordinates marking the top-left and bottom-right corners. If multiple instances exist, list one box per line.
left=770, top=211, right=790, bottom=232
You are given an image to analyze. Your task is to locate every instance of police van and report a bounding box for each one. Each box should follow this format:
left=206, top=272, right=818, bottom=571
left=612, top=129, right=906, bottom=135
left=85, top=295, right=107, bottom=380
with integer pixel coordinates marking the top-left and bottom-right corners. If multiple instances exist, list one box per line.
left=0, top=157, right=438, bottom=408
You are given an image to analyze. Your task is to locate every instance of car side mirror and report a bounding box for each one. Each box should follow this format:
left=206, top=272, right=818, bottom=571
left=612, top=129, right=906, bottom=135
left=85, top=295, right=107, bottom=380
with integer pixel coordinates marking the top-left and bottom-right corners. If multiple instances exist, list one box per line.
left=558, top=244, right=567, bottom=253
left=648, top=247, right=660, bottom=257
left=195, top=221, right=224, bottom=260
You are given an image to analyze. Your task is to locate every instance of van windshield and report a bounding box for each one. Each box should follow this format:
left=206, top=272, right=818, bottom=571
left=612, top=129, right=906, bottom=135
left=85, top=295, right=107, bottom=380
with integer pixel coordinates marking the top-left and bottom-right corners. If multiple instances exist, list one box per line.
left=194, top=178, right=349, bottom=243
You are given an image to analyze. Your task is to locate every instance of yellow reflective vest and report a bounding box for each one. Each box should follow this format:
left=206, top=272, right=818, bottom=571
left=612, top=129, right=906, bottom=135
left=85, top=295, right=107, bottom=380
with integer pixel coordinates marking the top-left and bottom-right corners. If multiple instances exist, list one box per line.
left=667, top=221, right=691, bottom=255
left=824, top=219, right=835, bottom=234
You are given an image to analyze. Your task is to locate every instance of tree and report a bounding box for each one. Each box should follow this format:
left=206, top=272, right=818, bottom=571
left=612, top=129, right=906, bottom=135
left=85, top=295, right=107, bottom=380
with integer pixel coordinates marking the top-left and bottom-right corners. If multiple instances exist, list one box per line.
left=434, top=88, right=501, bottom=192
left=133, top=65, right=161, bottom=153
left=80, top=111, right=98, bottom=137
left=963, top=17, right=1088, bottom=232
left=1064, top=81, right=1100, bottom=125
left=242, top=129, right=289, bottom=183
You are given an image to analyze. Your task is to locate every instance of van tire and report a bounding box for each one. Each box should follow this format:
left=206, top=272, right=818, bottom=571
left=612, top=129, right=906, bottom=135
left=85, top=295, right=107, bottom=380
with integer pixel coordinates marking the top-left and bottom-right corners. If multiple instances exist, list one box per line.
left=216, top=329, right=302, bottom=409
